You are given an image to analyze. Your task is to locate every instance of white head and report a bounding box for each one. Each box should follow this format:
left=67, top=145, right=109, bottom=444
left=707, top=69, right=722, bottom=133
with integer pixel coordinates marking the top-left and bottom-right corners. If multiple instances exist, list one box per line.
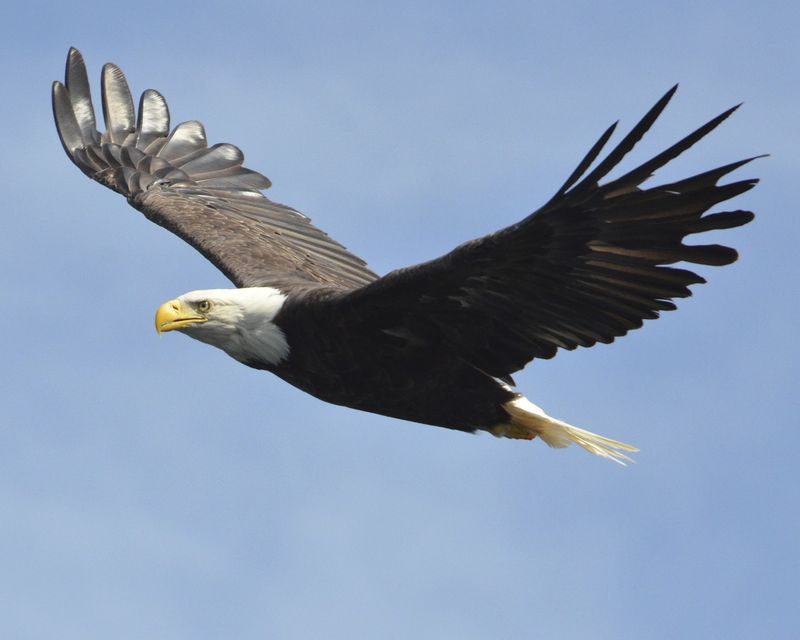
left=154, top=287, right=290, bottom=366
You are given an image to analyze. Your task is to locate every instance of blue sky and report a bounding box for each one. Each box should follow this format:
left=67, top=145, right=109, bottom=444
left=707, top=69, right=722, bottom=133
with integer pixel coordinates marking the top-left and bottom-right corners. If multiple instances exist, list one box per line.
left=1, top=1, right=797, bottom=638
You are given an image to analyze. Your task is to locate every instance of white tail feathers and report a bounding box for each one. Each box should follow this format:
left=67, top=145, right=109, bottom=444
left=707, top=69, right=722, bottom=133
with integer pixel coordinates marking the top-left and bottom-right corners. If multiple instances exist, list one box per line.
left=494, top=395, right=639, bottom=465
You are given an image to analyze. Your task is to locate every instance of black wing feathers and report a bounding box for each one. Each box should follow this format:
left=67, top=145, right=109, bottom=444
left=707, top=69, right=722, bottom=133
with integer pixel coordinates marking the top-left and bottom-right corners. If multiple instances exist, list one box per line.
left=53, top=48, right=377, bottom=289
left=341, top=87, right=756, bottom=378
left=569, top=85, right=678, bottom=198
left=553, top=120, right=618, bottom=198
left=604, top=103, right=742, bottom=198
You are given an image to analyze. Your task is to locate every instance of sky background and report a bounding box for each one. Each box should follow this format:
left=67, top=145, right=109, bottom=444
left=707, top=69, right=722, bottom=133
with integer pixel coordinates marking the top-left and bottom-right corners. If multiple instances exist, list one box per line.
left=1, top=1, right=798, bottom=638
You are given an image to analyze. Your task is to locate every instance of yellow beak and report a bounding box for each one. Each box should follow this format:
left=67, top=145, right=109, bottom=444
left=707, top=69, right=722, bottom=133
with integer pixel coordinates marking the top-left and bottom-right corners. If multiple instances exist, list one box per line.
left=155, top=299, right=207, bottom=335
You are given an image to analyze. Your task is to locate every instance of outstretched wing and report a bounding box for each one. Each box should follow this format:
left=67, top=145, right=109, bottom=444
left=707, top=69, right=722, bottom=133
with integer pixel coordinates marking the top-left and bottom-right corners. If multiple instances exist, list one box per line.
left=53, top=48, right=377, bottom=289
left=337, top=86, right=757, bottom=381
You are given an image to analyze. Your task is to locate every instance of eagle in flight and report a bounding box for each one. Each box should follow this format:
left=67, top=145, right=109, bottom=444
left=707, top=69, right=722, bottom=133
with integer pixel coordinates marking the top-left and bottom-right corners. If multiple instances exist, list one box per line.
left=53, top=48, right=756, bottom=464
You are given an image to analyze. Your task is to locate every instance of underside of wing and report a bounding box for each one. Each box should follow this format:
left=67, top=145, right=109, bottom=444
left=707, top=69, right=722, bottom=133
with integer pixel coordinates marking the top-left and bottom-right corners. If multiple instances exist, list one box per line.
left=53, top=48, right=377, bottom=289
left=339, top=86, right=758, bottom=381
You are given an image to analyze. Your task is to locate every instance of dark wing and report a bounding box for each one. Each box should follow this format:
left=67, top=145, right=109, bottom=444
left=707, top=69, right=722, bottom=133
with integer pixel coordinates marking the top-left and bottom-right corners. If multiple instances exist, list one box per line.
left=336, top=86, right=757, bottom=381
left=52, top=48, right=377, bottom=289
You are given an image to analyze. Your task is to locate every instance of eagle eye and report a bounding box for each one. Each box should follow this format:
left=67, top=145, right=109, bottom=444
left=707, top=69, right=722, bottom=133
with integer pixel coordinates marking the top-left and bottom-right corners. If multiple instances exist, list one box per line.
left=198, top=300, right=212, bottom=313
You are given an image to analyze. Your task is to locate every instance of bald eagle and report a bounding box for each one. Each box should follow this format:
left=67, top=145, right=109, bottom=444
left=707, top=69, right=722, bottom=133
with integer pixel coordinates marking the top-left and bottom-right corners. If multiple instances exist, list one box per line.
left=53, top=48, right=756, bottom=464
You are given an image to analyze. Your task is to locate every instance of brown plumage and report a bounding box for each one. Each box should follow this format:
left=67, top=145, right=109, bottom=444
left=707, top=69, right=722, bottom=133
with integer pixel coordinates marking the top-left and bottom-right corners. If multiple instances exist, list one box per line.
left=53, top=48, right=376, bottom=290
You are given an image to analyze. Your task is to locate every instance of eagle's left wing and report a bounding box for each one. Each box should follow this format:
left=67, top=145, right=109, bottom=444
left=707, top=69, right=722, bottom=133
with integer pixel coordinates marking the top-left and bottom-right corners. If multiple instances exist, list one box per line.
left=335, top=87, right=757, bottom=382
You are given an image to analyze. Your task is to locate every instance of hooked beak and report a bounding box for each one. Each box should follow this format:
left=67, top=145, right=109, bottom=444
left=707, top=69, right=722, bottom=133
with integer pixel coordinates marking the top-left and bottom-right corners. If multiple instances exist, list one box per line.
left=155, top=299, right=208, bottom=335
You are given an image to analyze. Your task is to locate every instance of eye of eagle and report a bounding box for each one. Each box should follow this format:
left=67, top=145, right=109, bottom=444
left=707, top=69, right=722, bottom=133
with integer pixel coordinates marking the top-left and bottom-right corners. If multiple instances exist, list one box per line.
left=198, top=300, right=212, bottom=313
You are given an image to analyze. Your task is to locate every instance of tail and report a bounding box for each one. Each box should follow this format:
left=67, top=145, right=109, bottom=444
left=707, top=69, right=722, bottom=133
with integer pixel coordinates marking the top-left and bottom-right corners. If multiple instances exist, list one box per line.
left=492, top=395, right=638, bottom=465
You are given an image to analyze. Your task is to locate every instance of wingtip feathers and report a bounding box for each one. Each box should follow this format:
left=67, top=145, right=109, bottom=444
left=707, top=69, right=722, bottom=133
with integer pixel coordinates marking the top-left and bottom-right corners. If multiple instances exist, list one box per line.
left=55, top=48, right=276, bottom=198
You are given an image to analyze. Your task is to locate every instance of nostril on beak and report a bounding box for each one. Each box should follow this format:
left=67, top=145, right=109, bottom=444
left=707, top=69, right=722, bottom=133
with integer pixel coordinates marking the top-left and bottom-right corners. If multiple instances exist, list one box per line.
left=171, top=301, right=180, bottom=312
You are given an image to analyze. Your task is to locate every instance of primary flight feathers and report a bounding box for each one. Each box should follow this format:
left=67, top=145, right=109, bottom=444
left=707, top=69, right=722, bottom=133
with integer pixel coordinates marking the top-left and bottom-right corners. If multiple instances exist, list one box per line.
left=54, top=48, right=756, bottom=463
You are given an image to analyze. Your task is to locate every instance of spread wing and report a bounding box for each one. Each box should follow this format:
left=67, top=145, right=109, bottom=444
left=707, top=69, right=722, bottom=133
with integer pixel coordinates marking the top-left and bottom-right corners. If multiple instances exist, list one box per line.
left=336, top=86, right=757, bottom=381
left=52, top=48, right=377, bottom=289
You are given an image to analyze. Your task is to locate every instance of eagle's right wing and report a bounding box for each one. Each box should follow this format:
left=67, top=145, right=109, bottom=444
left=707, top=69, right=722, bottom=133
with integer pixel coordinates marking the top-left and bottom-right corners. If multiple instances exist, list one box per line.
left=53, top=48, right=377, bottom=290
